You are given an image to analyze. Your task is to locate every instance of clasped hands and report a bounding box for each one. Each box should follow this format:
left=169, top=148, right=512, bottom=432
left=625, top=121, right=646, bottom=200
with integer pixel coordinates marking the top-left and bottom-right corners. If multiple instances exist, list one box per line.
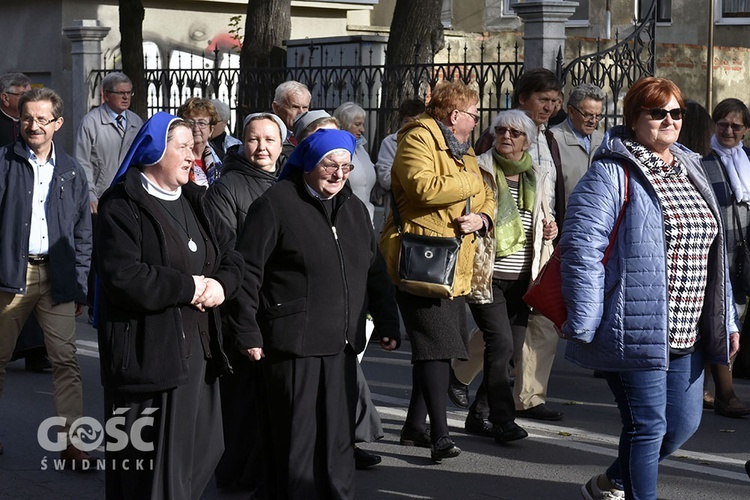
left=191, top=275, right=225, bottom=311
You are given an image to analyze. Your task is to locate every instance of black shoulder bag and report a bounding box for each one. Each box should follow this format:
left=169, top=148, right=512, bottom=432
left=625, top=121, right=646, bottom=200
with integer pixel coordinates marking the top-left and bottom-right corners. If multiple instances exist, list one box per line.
left=391, top=193, right=467, bottom=299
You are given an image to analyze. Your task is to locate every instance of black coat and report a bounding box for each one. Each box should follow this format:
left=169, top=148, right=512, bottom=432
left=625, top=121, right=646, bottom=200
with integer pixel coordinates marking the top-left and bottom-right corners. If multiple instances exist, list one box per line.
left=232, top=171, right=399, bottom=357
left=204, top=147, right=277, bottom=237
left=94, top=168, right=243, bottom=393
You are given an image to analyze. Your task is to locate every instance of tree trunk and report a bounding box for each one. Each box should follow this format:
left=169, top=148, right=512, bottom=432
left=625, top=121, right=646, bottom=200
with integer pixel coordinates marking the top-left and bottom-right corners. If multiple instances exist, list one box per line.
left=379, top=0, right=444, bottom=142
left=239, top=0, right=292, bottom=118
left=119, top=0, right=147, bottom=119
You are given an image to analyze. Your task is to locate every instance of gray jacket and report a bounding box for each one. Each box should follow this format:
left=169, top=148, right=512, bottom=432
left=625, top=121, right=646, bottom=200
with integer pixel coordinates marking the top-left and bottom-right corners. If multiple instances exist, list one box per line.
left=74, top=105, right=143, bottom=202
left=551, top=118, right=604, bottom=205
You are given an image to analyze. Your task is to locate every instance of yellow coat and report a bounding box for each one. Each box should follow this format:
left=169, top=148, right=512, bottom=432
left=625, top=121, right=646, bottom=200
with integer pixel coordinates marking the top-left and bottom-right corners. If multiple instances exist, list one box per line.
left=379, top=113, right=495, bottom=297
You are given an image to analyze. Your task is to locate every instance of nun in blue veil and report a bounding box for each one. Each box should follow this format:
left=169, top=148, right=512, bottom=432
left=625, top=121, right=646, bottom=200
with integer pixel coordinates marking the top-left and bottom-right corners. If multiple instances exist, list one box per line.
left=231, top=128, right=398, bottom=500
left=94, top=112, right=243, bottom=500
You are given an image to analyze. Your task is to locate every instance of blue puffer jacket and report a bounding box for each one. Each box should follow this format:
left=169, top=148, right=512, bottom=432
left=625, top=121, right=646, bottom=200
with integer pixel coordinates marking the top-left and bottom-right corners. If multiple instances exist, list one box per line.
left=559, top=126, right=737, bottom=371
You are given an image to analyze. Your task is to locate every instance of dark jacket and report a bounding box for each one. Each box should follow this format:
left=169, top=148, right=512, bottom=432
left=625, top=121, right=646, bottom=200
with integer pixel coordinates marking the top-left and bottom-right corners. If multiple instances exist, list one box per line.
left=204, top=147, right=277, bottom=236
left=95, top=167, right=243, bottom=393
left=0, top=140, right=91, bottom=304
left=232, top=170, right=399, bottom=357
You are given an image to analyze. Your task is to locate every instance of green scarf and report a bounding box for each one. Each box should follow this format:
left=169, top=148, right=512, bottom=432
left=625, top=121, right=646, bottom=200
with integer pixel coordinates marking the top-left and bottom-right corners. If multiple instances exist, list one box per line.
left=492, top=149, right=536, bottom=257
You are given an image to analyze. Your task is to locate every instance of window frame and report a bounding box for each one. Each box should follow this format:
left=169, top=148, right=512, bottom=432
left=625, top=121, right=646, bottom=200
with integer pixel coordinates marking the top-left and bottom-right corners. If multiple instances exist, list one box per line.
left=716, top=0, right=750, bottom=25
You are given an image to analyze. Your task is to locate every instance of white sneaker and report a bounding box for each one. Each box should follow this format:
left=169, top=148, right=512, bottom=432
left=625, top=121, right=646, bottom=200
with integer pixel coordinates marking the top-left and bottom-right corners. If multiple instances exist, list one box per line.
left=581, top=474, right=625, bottom=499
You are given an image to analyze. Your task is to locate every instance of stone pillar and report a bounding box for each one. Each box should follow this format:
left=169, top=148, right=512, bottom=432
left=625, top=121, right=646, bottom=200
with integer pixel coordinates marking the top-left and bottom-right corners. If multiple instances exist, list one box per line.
left=62, top=20, right=110, bottom=129
left=511, top=1, right=578, bottom=71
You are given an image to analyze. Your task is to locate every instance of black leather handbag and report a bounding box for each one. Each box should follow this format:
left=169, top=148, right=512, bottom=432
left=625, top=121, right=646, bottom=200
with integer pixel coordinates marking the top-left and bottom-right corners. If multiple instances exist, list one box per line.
left=391, top=194, right=466, bottom=299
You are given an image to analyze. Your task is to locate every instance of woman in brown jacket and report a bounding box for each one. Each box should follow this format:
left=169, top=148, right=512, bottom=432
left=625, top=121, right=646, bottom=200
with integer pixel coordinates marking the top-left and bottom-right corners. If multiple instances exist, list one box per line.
left=380, top=81, right=495, bottom=462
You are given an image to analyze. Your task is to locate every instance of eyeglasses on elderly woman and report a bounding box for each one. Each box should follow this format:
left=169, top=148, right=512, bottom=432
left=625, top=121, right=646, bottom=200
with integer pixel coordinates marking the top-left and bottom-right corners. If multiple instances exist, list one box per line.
left=643, top=107, right=685, bottom=121
left=319, top=160, right=354, bottom=174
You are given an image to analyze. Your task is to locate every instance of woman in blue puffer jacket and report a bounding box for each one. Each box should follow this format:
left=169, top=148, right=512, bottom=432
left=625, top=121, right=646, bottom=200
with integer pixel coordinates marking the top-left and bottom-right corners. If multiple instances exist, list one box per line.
left=558, top=77, right=740, bottom=500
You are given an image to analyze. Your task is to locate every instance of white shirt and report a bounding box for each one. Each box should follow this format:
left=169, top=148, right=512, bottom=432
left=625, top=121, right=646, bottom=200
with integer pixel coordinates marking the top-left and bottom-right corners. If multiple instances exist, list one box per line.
left=27, top=145, right=56, bottom=255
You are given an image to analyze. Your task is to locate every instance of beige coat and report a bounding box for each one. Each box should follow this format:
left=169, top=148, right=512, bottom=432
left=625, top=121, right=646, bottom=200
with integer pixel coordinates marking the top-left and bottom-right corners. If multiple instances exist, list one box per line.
left=380, top=113, right=495, bottom=297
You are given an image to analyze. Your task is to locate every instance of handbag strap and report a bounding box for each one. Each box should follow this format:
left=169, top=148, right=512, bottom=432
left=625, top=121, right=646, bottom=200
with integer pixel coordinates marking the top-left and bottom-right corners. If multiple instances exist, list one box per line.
left=390, top=191, right=469, bottom=237
left=601, top=162, right=630, bottom=264
left=730, top=199, right=748, bottom=247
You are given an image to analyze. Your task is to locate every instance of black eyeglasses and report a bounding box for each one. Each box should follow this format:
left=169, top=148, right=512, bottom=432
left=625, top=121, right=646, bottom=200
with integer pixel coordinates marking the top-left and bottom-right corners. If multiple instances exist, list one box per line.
left=494, top=126, right=526, bottom=139
left=716, top=121, right=746, bottom=132
left=106, top=90, right=135, bottom=97
left=320, top=161, right=354, bottom=174
left=570, top=105, right=603, bottom=123
left=644, top=107, right=685, bottom=121
left=458, top=110, right=480, bottom=124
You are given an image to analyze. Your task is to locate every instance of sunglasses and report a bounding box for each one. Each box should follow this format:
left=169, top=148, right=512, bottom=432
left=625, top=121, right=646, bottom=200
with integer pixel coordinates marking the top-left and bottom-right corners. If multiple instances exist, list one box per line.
left=458, top=110, right=480, bottom=124
left=716, top=121, right=746, bottom=132
left=644, top=107, right=685, bottom=121
left=494, top=126, right=526, bottom=138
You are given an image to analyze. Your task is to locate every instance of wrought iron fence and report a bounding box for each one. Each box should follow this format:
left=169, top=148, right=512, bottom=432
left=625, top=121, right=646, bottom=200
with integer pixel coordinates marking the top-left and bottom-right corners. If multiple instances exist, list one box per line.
left=556, top=0, right=657, bottom=129
left=90, top=2, right=658, bottom=151
left=91, top=42, right=523, bottom=151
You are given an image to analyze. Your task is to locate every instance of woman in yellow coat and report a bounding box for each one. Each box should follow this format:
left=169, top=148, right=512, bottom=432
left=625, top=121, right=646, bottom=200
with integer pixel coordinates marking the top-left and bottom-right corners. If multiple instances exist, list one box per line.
left=380, top=81, right=495, bottom=462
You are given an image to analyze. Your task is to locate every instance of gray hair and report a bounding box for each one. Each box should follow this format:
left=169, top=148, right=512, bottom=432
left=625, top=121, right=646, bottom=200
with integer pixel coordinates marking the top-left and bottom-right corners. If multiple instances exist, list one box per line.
left=273, top=81, right=310, bottom=105
left=0, top=72, right=30, bottom=93
left=101, top=72, right=133, bottom=93
left=333, top=102, right=365, bottom=131
left=567, top=83, right=606, bottom=108
left=211, top=99, right=231, bottom=122
left=490, top=109, right=538, bottom=147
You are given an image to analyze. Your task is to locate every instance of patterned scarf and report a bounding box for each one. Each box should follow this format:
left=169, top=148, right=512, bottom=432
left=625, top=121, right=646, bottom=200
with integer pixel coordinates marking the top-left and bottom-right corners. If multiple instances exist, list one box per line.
left=492, top=149, right=535, bottom=257
left=435, top=119, right=470, bottom=159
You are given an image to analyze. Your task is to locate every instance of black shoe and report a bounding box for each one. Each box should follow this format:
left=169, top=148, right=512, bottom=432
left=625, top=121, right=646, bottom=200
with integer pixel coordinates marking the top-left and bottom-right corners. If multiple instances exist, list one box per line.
left=464, top=412, right=493, bottom=437
left=354, top=446, right=381, bottom=470
left=400, top=426, right=431, bottom=448
left=516, top=403, right=564, bottom=421
left=448, top=370, right=469, bottom=409
left=714, top=397, right=750, bottom=418
left=494, top=421, right=528, bottom=443
left=431, top=436, right=460, bottom=463
left=745, top=459, right=750, bottom=479
left=25, top=354, right=52, bottom=373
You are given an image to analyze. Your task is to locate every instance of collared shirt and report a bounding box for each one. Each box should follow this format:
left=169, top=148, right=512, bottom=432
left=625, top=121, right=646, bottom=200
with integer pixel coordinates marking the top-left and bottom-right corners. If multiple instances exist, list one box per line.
left=104, top=104, right=126, bottom=130
left=566, top=117, right=592, bottom=153
left=27, top=144, right=56, bottom=255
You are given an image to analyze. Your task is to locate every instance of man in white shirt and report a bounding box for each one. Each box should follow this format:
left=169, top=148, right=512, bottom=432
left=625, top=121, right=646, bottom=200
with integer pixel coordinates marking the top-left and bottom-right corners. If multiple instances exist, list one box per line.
left=0, top=88, right=92, bottom=467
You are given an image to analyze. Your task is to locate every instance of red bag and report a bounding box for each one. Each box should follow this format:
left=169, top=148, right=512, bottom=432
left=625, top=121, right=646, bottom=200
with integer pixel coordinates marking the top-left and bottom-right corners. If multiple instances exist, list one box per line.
left=523, top=165, right=629, bottom=329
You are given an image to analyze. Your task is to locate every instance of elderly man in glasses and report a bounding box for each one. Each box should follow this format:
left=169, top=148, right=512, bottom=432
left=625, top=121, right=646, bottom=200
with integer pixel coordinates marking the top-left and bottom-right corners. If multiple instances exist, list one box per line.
left=74, top=72, right=143, bottom=215
left=551, top=83, right=606, bottom=205
left=74, top=71, right=143, bottom=322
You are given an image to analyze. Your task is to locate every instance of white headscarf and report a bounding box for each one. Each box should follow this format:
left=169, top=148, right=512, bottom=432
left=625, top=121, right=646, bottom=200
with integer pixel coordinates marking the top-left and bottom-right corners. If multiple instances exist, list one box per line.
left=711, top=134, right=750, bottom=203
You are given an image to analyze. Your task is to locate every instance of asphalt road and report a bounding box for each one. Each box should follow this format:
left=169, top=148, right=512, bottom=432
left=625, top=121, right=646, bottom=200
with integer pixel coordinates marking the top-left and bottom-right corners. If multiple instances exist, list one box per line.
left=1, top=315, right=749, bottom=499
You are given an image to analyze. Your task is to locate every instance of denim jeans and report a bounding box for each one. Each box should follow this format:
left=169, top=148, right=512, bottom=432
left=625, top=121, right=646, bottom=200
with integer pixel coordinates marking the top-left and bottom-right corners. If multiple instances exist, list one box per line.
left=603, top=350, right=704, bottom=500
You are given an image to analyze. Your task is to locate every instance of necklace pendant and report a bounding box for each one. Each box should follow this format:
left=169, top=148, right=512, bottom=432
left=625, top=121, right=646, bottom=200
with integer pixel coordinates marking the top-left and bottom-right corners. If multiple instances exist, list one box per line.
left=187, top=238, right=198, bottom=253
